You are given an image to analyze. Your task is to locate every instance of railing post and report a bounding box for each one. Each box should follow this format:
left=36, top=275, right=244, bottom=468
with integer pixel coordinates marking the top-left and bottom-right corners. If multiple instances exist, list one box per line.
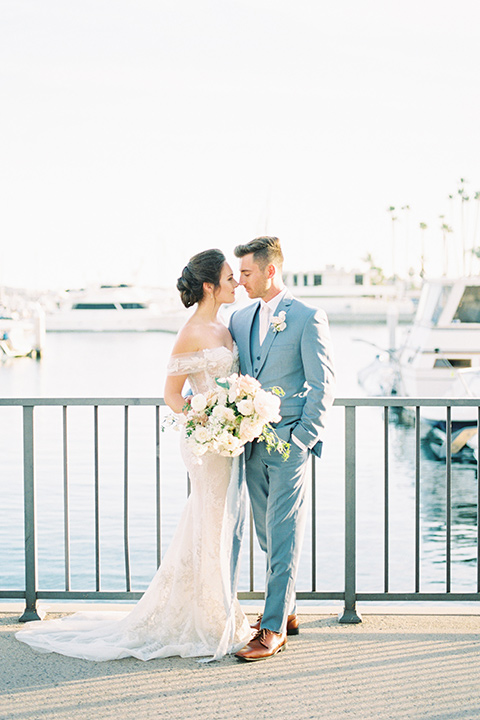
left=339, top=404, right=362, bottom=624
left=19, top=406, right=41, bottom=622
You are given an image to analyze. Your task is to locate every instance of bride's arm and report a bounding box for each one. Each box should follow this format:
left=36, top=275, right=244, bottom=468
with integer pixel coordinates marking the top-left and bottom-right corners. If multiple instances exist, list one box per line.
left=164, top=373, right=189, bottom=413
left=163, top=323, right=201, bottom=413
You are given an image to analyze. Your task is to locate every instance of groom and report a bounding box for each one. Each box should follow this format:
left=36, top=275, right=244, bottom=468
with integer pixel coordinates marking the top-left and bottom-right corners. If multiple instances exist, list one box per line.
left=229, top=236, right=335, bottom=661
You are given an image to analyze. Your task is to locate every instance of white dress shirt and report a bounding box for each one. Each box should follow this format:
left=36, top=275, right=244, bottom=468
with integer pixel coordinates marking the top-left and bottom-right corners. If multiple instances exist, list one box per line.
left=259, top=288, right=287, bottom=345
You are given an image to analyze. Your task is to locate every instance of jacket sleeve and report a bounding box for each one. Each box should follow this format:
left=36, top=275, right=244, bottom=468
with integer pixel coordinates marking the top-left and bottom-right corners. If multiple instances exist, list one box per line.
left=290, top=308, right=336, bottom=448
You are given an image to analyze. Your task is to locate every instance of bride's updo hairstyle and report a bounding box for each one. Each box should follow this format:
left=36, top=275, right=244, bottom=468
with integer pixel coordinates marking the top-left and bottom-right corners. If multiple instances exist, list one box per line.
left=177, top=249, right=226, bottom=308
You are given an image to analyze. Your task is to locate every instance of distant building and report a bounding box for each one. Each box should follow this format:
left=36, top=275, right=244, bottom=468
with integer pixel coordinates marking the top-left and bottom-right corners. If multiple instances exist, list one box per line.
left=284, top=265, right=369, bottom=288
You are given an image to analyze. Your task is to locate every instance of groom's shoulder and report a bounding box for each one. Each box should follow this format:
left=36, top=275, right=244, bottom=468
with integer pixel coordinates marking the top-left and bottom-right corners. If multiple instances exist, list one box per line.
left=231, top=301, right=257, bottom=322
left=289, top=293, right=327, bottom=320
left=288, top=297, right=330, bottom=332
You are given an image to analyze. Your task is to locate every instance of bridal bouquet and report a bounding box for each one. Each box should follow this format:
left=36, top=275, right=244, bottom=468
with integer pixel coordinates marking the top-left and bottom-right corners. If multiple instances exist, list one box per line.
left=163, top=373, right=290, bottom=460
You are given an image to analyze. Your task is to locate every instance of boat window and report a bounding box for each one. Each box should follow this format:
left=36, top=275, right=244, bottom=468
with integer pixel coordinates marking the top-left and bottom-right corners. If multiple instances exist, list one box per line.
left=452, top=286, right=480, bottom=323
left=72, top=303, right=117, bottom=310
left=433, top=358, right=472, bottom=368
left=120, top=303, right=147, bottom=309
left=431, top=285, right=452, bottom=325
left=415, top=283, right=452, bottom=325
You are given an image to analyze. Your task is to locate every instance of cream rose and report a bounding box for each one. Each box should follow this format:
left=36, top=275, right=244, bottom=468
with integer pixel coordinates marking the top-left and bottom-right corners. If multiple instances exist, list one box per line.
left=239, top=417, right=264, bottom=443
left=236, top=374, right=261, bottom=394
left=253, top=390, right=281, bottom=422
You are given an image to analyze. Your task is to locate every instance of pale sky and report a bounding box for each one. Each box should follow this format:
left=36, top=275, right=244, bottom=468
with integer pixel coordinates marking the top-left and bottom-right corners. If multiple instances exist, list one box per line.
left=2, top=0, right=480, bottom=289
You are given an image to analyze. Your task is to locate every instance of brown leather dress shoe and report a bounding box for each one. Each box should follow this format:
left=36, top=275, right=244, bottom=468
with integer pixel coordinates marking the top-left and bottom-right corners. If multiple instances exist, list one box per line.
left=250, top=613, right=299, bottom=636
left=235, top=629, right=287, bottom=662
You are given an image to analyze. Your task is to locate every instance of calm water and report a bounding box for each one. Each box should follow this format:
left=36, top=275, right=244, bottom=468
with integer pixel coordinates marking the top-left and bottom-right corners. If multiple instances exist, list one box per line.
left=0, top=323, right=478, bottom=597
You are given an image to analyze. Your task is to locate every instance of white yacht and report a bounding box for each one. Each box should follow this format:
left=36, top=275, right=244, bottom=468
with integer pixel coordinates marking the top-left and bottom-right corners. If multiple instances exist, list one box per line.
left=46, top=285, right=188, bottom=332
left=284, top=267, right=417, bottom=323
left=358, top=277, right=480, bottom=461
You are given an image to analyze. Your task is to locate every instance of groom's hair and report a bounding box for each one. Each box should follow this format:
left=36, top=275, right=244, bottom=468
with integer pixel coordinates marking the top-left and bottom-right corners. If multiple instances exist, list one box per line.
left=234, top=236, right=284, bottom=270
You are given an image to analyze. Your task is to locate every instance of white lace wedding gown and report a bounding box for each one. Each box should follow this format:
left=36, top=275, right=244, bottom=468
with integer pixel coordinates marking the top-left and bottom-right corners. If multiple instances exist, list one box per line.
left=16, top=346, right=252, bottom=661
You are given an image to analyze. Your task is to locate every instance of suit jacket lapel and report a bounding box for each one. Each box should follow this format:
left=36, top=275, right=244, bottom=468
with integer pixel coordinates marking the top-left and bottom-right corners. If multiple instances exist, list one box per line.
left=255, top=291, right=293, bottom=376
left=241, top=301, right=260, bottom=376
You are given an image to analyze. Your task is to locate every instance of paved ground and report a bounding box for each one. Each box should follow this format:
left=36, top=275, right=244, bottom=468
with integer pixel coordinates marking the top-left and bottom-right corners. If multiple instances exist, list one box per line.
left=1, top=606, right=480, bottom=720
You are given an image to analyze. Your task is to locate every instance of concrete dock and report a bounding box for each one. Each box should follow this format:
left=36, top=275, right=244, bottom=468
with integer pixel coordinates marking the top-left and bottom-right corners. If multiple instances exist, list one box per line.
left=1, top=606, right=480, bottom=720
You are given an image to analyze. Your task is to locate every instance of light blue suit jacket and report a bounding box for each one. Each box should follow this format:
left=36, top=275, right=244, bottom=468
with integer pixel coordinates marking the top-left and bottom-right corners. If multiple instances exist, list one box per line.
left=229, top=290, right=335, bottom=457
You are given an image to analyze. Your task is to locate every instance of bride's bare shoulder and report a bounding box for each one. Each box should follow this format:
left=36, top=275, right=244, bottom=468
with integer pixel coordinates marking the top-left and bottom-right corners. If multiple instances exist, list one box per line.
left=170, top=319, right=205, bottom=355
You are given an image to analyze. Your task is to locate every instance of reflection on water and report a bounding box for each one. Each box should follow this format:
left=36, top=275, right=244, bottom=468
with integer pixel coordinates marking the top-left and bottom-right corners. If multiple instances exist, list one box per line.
left=417, top=437, right=478, bottom=588
left=369, top=415, right=479, bottom=592
left=0, top=326, right=478, bottom=596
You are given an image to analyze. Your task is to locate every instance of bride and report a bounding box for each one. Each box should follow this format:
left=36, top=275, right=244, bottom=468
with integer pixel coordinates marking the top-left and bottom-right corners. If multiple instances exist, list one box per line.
left=16, top=249, right=252, bottom=661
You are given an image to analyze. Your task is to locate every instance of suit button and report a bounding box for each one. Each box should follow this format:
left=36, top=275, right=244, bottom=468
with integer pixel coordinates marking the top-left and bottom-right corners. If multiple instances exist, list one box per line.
left=256, top=356, right=261, bottom=360
left=254, top=368, right=258, bottom=373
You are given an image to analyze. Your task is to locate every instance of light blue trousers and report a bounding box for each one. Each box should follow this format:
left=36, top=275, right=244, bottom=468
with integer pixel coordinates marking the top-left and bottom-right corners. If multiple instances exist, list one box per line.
left=245, top=425, right=310, bottom=635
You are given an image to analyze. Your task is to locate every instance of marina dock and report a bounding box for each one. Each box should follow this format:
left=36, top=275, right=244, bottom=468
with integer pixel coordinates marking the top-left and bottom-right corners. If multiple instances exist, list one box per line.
left=2, top=605, right=480, bottom=719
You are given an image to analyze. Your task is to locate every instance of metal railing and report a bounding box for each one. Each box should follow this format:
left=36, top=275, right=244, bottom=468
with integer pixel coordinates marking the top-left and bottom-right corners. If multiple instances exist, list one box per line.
left=1, top=396, right=479, bottom=623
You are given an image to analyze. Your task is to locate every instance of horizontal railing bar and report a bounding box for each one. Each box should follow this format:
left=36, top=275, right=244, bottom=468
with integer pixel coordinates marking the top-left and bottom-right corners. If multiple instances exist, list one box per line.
left=34, top=591, right=146, bottom=601
left=26, top=590, right=345, bottom=602
left=0, top=398, right=167, bottom=407
left=14, top=590, right=479, bottom=603
left=356, top=593, right=480, bottom=602
left=11, top=590, right=346, bottom=602
left=1, top=397, right=480, bottom=408
left=334, top=397, right=480, bottom=408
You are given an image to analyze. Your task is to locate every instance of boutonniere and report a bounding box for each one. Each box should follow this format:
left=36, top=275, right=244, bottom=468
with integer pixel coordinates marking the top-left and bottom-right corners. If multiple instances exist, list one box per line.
left=271, top=310, right=287, bottom=333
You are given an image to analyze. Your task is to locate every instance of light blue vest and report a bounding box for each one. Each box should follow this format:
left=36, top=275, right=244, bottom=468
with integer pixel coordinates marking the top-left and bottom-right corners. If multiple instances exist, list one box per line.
left=249, top=305, right=263, bottom=375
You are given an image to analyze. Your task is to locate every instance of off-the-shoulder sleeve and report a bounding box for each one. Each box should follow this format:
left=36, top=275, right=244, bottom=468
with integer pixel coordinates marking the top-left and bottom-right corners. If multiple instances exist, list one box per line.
left=166, top=351, right=208, bottom=376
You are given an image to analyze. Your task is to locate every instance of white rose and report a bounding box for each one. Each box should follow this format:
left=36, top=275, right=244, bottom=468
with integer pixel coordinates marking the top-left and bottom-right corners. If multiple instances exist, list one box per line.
left=237, top=398, right=255, bottom=416
left=212, top=405, right=237, bottom=423
left=220, top=433, right=243, bottom=453
left=253, top=390, right=281, bottom=422
left=223, top=407, right=236, bottom=423
left=194, top=426, right=211, bottom=443
left=190, top=394, right=207, bottom=412
left=212, top=404, right=226, bottom=418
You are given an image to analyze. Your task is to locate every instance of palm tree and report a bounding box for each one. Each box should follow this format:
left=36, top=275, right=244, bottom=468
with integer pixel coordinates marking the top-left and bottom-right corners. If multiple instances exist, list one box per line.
left=362, top=252, right=385, bottom=285
left=419, top=222, right=427, bottom=278
left=440, top=217, right=453, bottom=276
left=447, top=193, right=455, bottom=224
left=457, top=178, right=469, bottom=273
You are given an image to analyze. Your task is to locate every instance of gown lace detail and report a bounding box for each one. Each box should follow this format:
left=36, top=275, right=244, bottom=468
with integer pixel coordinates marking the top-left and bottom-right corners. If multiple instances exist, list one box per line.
left=16, top=345, right=251, bottom=661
